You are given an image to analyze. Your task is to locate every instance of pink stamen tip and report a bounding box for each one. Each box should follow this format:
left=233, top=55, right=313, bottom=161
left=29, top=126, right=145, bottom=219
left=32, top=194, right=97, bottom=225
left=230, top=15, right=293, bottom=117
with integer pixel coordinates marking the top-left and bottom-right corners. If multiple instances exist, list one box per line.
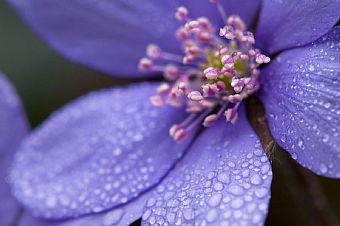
left=198, top=32, right=213, bottom=42
left=225, top=108, right=238, bottom=124
left=185, top=20, right=199, bottom=32
left=231, top=77, right=241, bottom=87
left=150, top=95, right=164, bottom=107
left=185, top=45, right=201, bottom=56
left=175, top=6, right=189, bottom=21
left=203, top=114, right=218, bottom=127
left=240, top=54, right=249, bottom=61
left=216, top=81, right=226, bottom=92
left=204, top=67, right=220, bottom=80
left=176, top=27, right=190, bottom=40
left=226, top=94, right=243, bottom=103
left=173, top=128, right=189, bottom=143
left=182, top=55, right=195, bottom=64
left=164, top=65, right=180, bottom=81
left=170, top=124, right=189, bottom=143
left=202, top=84, right=216, bottom=96
left=219, top=26, right=234, bottom=40
left=197, top=17, right=212, bottom=31
left=216, top=47, right=228, bottom=56
left=187, top=91, right=203, bottom=102
left=157, top=83, right=171, bottom=95
left=249, top=49, right=256, bottom=56
left=221, top=54, right=234, bottom=67
left=146, top=44, right=162, bottom=59
left=256, top=54, right=271, bottom=64
left=176, top=82, right=188, bottom=96
left=169, top=124, right=180, bottom=137
left=138, top=58, right=153, bottom=71
left=227, top=15, right=246, bottom=31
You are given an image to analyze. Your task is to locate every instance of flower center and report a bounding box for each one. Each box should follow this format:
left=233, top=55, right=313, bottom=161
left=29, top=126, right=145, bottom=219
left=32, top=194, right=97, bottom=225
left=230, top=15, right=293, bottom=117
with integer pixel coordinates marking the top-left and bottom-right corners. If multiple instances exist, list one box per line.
left=138, top=1, right=270, bottom=143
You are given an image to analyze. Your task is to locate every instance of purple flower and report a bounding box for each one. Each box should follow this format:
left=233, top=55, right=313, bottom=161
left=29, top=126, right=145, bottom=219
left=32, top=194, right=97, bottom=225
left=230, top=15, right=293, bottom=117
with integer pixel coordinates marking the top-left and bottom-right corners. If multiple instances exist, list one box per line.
left=0, top=73, right=28, bottom=226
left=5, top=0, right=340, bottom=225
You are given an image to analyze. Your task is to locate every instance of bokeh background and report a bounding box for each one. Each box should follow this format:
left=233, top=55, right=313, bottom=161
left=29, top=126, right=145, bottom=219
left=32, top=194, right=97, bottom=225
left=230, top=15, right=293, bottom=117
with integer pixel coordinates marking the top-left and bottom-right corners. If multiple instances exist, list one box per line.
left=1, top=1, right=339, bottom=226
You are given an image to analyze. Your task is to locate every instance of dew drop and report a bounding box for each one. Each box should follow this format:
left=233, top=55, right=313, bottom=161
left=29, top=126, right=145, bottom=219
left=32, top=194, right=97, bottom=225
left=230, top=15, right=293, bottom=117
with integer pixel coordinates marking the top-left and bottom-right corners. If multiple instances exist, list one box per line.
left=217, top=171, right=230, bottom=184
left=112, top=148, right=122, bottom=156
left=250, top=174, right=262, bottom=185
left=205, top=209, right=218, bottom=222
left=308, top=64, right=315, bottom=71
left=230, top=198, right=244, bottom=209
left=291, top=152, right=298, bottom=160
left=298, top=138, right=304, bottom=148
left=320, top=163, right=328, bottom=174
left=45, top=196, right=57, bottom=208
left=213, top=182, right=224, bottom=191
left=228, top=185, right=244, bottom=196
left=255, top=187, right=268, bottom=198
left=207, top=193, right=222, bottom=207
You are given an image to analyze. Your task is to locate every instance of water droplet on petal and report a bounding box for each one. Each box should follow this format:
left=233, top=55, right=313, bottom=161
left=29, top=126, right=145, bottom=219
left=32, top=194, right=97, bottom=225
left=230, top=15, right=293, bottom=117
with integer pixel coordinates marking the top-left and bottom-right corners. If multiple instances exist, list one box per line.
left=320, top=163, right=328, bottom=174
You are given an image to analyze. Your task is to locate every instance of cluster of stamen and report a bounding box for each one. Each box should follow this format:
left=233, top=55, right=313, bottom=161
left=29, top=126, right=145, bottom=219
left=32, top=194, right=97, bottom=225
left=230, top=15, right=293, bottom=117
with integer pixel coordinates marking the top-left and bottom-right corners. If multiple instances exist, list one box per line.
left=139, top=1, right=270, bottom=143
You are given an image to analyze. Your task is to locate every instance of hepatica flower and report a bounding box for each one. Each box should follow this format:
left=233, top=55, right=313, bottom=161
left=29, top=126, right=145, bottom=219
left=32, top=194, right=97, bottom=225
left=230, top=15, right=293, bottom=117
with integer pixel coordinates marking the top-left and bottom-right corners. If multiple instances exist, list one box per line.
left=6, top=0, right=340, bottom=225
left=0, top=73, right=28, bottom=226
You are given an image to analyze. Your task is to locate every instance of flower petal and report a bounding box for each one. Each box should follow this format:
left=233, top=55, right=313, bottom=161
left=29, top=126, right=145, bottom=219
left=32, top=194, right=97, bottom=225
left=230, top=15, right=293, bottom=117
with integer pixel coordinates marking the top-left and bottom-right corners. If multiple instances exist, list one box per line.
left=0, top=73, right=28, bottom=226
left=11, top=82, right=194, bottom=219
left=19, top=190, right=152, bottom=226
left=256, top=0, right=340, bottom=54
left=142, top=107, right=272, bottom=226
left=259, top=27, right=340, bottom=177
left=182, top=0, right=261, bottom=28
left=7, top=0, right=181, bottom=77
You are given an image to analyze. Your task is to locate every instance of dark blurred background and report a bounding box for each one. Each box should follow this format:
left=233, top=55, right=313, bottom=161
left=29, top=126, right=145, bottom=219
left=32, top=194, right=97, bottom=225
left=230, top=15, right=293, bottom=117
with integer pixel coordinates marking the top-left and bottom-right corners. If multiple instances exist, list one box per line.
left=0, top=1, right=134, bottom=128
left=1, top=1, right=340, bottom=226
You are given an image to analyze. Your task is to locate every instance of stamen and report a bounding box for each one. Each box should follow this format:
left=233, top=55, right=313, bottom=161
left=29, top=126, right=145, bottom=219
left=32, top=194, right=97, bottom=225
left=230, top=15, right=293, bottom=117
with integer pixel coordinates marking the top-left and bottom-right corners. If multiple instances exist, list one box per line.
left=187, top=91, right=204, bottom=102
left=175, top=6, right=189, bottom=21
left=225, top=103, right=240, bottom=124
left=203, top=103, right=227, bottom=127
left=139, top=4, right=271, bottom=142
left=138, top=58, right=153, bottom=71
left=187, top=108, right=212, bottom=131
left=210, top=0, right=227, bottom=23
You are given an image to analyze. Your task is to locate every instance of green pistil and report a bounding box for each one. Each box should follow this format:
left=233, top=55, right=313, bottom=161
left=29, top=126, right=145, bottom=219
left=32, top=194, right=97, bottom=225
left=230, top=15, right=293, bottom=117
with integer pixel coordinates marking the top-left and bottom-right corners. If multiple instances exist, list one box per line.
left=234, top=59, right=250, bottom=77
left=203, top=51, right=223, bottom=70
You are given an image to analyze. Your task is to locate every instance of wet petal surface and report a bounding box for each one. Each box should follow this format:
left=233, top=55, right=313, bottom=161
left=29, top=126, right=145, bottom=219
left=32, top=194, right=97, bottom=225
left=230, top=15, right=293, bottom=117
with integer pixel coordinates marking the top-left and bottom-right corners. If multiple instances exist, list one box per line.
left=20, top=189, right=152, bottom=226
left=142, top=107, right=272, bottom=226
left=259, top=27, right=340, bottom=177
left=256, top=0, right=340, bottom=54
left=0, top=73, right=28, bottom=226
left=11, top=83, right=193, bottom=219
left=7, top=0, right=181, bottom=77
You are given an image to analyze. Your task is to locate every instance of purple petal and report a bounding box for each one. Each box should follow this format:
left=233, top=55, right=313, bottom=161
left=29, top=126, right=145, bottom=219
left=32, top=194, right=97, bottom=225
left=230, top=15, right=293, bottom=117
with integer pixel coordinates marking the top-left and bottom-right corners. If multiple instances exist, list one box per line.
left=11, top=83, right=194, bottom=219
left=7, top=0, right=181, bottom=77
left=0, top=73, right=28, bottom=226
left=182, top=0, right=261, bottom=28
left=20, top=190, right=152, bottom=226
left=259, top=27, right=340, bottom=177
left=256, top=0, right=340, bottom=54
left=142, top=107, right=272, bottom=226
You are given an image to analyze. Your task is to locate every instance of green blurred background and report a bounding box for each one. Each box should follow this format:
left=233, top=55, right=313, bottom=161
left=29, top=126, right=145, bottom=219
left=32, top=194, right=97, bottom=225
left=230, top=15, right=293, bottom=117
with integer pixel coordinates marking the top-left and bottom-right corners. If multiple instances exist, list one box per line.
left=0, top=1, right=134, bottom=128
left=1, top=1, right=340, bottom=226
